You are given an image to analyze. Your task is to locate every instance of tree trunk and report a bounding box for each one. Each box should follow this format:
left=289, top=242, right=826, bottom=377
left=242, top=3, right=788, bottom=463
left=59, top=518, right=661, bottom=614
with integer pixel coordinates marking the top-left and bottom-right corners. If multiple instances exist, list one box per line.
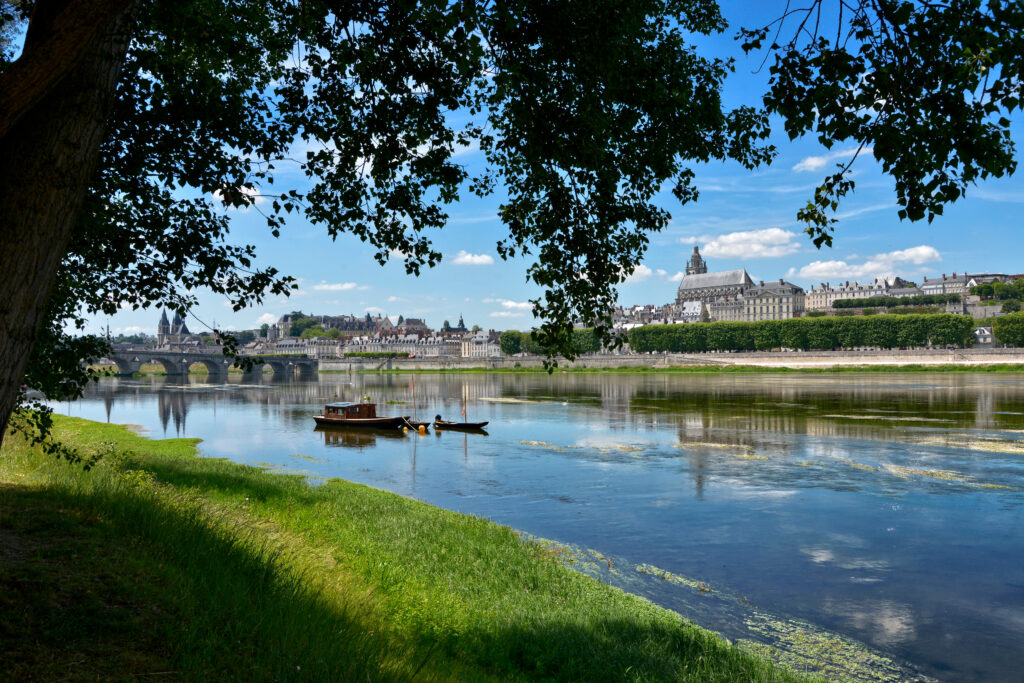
left=0, top=3, right=136, bottom=446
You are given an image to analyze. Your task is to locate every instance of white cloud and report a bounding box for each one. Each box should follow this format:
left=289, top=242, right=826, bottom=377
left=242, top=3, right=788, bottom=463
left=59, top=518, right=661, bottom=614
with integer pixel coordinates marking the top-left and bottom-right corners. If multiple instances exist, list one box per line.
left=365, top=306, right=384, bottom=312
left=684, top=228, right=802, bottom=259
left=668, top=271, right=685, bottom=282
left=387, top=295, right=407, bottom=302
left=793, top=147, right=873, bottom=173
left=451, top=250, right=494, bottom=265
left=834, top=203, right=893, bottom=221
left=312, top=281, right=369, bottom=291
left=116, top=326, right=150, bottom=334
left=971, top=188, right=1024, bottom=203
left=490, top=311, right=524, bottom=318
left=622, top=264, right=654, bottom=284
left=787, top=245, right=941, bottom=281
left=484, top=298, right=532, bottom=311
left=255, top=313, right=278, bottom=325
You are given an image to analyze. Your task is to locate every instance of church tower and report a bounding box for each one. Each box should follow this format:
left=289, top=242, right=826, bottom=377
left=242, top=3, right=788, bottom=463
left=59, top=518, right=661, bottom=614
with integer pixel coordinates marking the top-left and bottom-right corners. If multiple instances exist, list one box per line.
left=685, top=245, right=707, bottom=275
left=158, top=310, right=170, bottom=345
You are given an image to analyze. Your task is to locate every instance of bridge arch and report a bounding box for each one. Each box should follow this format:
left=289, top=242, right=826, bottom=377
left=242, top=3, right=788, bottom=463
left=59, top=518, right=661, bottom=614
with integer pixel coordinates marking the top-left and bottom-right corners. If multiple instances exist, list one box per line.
left=187, top=358, right=230, bottom=379
left=108, top=356, right=141, bottom=376
left=145, top=356, right=188, bottom=376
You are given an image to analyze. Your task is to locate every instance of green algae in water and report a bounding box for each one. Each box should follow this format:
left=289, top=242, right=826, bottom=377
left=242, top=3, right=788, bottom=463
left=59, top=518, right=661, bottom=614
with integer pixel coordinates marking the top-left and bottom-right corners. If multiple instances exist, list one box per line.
left=636, top=562, right=713, bottom=594
left=737, top=613, right=936, bottom=683
left=913, top=434, right=1024, bottom=456
left=532, top=539, right=932, bottom=683
left=834, top=456, right=876, bottom=472
left=882, top=464, right=969, bottom=482
left=518, top=440, right=569, bottom=452
left=287, top=453, right=325, bottom=463
left=673, top=442, right=767, bottom=459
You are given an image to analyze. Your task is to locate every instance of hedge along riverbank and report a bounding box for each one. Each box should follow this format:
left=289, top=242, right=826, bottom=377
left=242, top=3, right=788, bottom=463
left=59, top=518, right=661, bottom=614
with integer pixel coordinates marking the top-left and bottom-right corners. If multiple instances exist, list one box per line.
left=628, top=314, right=975, bottom=353
left=993, top=312, right=1024, bottom=347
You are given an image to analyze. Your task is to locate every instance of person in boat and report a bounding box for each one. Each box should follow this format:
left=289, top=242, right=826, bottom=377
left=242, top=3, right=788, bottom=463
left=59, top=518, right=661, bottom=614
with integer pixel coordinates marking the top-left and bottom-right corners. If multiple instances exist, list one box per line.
left=434, top=414, right=443, bottom=424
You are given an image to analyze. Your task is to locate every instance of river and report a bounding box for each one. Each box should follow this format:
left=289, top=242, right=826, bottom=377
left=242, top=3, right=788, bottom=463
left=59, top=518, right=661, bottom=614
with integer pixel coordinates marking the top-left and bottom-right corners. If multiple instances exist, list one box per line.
left=58, top=372, right=1024, bottom=681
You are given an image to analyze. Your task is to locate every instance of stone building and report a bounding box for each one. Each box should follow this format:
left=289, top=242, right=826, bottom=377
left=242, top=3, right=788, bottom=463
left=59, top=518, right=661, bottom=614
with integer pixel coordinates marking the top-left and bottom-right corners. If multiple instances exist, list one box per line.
left=674, top=246, right=754, bottom=307
left=157, top=310, right=200, bottom=346
left=921, top=273, right=968, bottom=296
left=461, top=330, right=501, bottom=358
left=743, top=280, right=805, bottom=321
left=805, top=277, right=916, bottom=311
left=275, top=312, right=383, bottom=339
left=708, top=295, right=745, bottom=322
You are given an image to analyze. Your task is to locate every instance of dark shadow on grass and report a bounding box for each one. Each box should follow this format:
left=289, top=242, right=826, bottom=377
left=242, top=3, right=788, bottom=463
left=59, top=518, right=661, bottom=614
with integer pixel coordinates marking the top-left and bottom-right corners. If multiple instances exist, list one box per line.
left=449, top=615, right=801, bottom=682
left=0, top=481, right=406, bottom=682
left=133, top=454, right=317, bottom=507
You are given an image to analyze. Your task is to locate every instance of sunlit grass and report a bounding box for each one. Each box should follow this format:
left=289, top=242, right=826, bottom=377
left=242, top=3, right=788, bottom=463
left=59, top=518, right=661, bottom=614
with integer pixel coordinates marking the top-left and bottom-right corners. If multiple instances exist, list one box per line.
left=1, top=416, right=809, bottom=682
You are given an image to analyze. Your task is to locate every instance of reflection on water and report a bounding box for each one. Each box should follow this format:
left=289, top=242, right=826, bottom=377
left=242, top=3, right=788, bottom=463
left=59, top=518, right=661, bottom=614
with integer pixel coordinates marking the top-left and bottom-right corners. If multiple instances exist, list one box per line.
left=62, top=372, right=1024, bottom=682
left=316, top=425, right=407, bottom=449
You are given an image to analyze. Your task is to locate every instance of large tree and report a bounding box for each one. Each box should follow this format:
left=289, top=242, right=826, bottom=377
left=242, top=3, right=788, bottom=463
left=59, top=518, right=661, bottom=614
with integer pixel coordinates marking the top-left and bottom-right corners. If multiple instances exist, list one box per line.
left=0, top=0, right=773, bottom=442
left=1, top=0, right=1022, bottom=445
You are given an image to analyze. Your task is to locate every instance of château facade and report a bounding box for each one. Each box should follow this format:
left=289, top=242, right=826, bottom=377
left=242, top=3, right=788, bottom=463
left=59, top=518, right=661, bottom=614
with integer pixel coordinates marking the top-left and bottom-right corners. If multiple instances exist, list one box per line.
left=671, top=246, right=804, bottom=323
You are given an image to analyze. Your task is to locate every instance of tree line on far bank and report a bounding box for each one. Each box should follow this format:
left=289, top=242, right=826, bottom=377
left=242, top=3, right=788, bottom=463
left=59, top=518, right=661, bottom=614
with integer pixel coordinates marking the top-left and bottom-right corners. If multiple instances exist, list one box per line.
left=500, top=329, right=601, bottom=356
left=491, top=313, right=1024, bottom=357
left=831, top=293, right=960, bottom=309
left=627, top=315, right=975, bottom=353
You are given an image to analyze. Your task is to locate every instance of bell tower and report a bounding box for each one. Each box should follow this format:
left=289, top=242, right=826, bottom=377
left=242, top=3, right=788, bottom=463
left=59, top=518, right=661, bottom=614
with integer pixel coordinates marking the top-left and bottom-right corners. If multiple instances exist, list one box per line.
left=686, top=245, right=707, bottom=275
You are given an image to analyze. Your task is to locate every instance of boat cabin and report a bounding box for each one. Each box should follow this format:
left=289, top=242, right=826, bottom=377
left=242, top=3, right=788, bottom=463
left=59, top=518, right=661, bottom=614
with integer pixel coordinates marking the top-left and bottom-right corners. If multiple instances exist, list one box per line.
left=324, top=402, right=377, bottom=419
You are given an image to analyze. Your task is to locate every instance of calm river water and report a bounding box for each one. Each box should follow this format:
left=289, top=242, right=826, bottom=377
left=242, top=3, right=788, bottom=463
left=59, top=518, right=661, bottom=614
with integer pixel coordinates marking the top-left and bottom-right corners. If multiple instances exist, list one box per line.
left=59, top=372, right=1023, bottom=681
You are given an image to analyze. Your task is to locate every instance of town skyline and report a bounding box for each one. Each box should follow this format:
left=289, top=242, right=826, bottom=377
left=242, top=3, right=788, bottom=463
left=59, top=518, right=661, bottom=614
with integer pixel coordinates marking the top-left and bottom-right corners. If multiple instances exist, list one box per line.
left=79, top=0, right=1024, bottom=339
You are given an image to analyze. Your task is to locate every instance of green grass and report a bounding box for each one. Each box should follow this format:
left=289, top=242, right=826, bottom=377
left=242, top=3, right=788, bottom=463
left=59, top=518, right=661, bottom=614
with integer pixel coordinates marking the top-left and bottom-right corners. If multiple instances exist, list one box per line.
left=1, top=416, right=808, bottom=682
left=361, top=363, right=1024, bottom=375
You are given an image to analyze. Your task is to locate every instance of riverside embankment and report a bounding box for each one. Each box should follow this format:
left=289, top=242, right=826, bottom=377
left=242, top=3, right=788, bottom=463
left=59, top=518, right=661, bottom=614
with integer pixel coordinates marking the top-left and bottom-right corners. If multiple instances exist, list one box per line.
left=320, top=347, right=1024, bottom=372
left=0, top=416, right=810, bottom=682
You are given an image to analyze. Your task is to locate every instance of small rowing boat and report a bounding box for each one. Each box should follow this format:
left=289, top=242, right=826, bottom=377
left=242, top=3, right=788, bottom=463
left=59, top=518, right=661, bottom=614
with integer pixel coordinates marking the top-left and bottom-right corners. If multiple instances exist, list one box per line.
left=433, top=414, right=489, bottom=431
left=314, top=402, right=409, bottom=429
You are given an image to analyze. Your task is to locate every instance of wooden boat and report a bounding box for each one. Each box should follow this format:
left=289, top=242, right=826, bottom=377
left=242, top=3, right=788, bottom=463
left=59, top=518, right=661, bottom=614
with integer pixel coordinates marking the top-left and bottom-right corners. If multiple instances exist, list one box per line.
left=432, top=414, right=489, bottom=431
left=314, top=402, right=409, bottom=429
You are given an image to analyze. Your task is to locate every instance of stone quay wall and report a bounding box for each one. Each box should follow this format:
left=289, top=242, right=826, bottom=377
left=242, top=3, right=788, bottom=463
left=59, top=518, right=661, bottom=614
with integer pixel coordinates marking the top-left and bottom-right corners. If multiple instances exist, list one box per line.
left=318, top=347, right=1024, bottom=372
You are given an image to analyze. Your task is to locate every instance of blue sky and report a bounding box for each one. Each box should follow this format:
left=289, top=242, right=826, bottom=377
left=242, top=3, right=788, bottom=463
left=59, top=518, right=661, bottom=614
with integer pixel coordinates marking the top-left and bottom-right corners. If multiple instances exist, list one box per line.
left=89, top=2, right=1024, bottom=337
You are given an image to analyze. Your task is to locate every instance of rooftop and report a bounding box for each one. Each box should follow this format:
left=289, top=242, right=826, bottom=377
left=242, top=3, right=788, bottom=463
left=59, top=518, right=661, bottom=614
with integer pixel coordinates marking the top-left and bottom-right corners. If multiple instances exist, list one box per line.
left=676, top=269, right=753, bottom=290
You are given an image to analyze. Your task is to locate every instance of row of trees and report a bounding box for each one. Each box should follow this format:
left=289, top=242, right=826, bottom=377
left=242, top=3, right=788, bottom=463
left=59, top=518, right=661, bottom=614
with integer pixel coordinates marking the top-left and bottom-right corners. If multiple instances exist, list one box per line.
left=500, top=329, right=602, bottom=356
left=628, top=315, right=975, bottom=353
left=970, top=279, right=1024, bottom=301
left=993, top=313, right=1024, bottom=347
left=832, top=294, right=960, bottom=309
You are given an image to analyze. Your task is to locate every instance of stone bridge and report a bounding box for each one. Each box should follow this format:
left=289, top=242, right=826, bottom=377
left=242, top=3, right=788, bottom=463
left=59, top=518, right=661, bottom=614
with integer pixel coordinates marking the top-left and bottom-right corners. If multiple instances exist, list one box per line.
left=105, top=346, right=319, bottom=381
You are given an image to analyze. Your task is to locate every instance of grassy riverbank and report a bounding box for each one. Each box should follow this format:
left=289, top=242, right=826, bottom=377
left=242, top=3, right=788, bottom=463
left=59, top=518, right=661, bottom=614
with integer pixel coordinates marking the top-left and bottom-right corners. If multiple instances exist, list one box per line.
left=0, top=416, right=808, bottom=682
left=357, top=363, right=1024, bottom=374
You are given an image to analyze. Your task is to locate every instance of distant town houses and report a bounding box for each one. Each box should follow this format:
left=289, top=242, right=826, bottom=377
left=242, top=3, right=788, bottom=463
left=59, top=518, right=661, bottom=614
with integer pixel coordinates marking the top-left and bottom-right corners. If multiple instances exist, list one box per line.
left=609, top=244, right=1021, bottom=331
left=805, top=277, right=917, bottom=311
left=233, top=311, right=497, bottom=359
left=146, top=249, right=1020, bottom=359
